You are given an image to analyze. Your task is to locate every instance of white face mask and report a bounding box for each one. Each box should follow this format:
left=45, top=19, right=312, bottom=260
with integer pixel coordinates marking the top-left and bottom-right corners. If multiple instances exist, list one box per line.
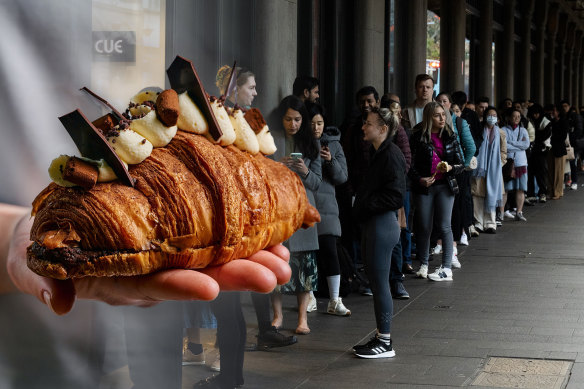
left=486, top=116, right=498, bottom=126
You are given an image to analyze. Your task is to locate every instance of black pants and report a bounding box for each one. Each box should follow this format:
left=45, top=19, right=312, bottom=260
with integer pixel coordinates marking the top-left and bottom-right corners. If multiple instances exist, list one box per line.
left=251, top=292, right=272, bottom=334
left=211, top=292, right=246, bottom=388
left=527, top=150, right=549, bottom=196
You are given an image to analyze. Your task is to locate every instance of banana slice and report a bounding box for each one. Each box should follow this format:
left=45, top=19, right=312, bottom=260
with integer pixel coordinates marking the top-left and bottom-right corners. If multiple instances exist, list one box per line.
left=48, top=155, right=76, bottom=187
left=177, top=92, right=208, bottom=134
left=229, top=109, right=259, bottom=154
left=96, top=159, right=127, bottom=182
left=130, top=90, right=159, bottom=105
left=129, top=107, right=178, bottom=147
left=107, top=128, right=153, bottom=164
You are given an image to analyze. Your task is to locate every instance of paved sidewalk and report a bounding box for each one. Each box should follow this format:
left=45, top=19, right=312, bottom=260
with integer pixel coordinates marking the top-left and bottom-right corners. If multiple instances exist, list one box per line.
left=185, top=185, right=584, bottom=388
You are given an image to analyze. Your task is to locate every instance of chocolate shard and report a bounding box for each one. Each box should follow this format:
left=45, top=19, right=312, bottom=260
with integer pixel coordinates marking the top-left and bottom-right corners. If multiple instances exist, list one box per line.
left=63, top=157, right=98, bottom=190
left=59, top=109, right=134, bottom=187
left=166, top=56, right=222, bottom=141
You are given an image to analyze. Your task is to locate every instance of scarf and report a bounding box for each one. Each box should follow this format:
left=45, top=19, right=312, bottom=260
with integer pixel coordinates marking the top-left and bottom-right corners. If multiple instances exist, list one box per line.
left=473, top=126, right=503, bottom=212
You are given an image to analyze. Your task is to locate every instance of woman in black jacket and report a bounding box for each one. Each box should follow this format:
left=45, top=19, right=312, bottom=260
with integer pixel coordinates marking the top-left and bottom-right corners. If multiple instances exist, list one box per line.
left=352, top=107, right=406, bottom=359
left=409, top=102, right=464, bottom=282
left=549, top=103, right=570, bottom=199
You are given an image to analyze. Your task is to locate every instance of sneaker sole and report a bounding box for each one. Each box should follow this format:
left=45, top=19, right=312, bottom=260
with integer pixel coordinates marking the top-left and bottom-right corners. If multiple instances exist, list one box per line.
left=354, top=350, right=396, bottom=359
left=182, top=361, right=206, bottom=366
left=327, top=310, right=351, bottom=316
left=428, top=276, right=453, bottom=281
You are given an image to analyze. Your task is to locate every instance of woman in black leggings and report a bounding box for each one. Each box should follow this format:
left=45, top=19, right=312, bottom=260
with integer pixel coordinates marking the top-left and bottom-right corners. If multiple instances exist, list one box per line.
left=352, top=107, right=406, bottom=359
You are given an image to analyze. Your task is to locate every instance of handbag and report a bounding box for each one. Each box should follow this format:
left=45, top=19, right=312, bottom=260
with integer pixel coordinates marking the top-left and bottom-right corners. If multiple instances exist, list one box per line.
left=566, top=146, right=575, bottom=161
left=502, top=158, right=516, bottom=182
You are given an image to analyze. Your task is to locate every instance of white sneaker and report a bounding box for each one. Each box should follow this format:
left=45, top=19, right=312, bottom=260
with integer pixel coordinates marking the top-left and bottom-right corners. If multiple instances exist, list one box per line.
left=459, top=232, right=469, bottom=246
left=504, top=210, right=515, bottom=219
left=571, top=183, right=578, bottom=190
left=427, top=266, right=453, bottom=281
left=416, top=264, right=428, bottom=279
left=307, top=291, right=317, bottom=312
left=453, top=245, right=458, bottom=256
left=451, top=255, right=461, bottom=269
left=469, top=225, right=479, bottom=237
left=327, top=298, right=351, bottom=316
left=210, top=353, right=220, bottom=371
left=432, top=244, right=443, bottom=255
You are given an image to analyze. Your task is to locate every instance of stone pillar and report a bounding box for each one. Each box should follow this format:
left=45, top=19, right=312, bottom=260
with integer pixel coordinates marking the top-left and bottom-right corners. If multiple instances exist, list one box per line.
left=517, top=0, right=534, bottom=100
left=353, top=0, right=385, bottom=94
left=477, top=0, right=493, bottom=102
left=556, top=18, right=569, bottom=101
left=495, top=0, right=516, bottom=104
left=573, top=31, right=582, bottom=108
left=394, top=0, right=427, bottom=104
left=252, top=0, right=298, bottom=116
left=532, top=2, right=549, bottom=104
left=564, top=24, right=576, bottom=103
left=545, top=5, right=559, bottom=104
left=439, top=0, right=466, bottom=93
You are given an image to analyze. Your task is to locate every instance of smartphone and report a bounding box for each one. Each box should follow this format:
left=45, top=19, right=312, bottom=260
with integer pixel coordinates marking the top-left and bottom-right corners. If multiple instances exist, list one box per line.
left=290, top=152, right=303, bottom=160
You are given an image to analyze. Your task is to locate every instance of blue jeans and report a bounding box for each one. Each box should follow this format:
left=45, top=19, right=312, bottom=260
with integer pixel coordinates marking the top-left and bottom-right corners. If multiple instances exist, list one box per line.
left=361, top=210, right=400, bottom=334
left=414, top=183, right=455, bottom=269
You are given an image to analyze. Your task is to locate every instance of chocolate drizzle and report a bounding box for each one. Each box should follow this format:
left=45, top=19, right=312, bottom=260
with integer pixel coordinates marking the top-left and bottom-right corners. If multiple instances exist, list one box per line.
left=166, top=56, right=223, bottom=141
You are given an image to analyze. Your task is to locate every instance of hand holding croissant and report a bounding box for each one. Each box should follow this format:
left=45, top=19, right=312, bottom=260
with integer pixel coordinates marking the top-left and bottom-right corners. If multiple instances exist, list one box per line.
left=8, top=213, right=291, bottom=315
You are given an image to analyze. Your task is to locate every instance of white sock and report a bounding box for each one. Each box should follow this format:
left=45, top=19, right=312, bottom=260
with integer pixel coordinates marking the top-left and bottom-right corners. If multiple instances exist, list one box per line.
left=327, top=275, right=341, bottom=300
left=377, top=331, right=391, bottom=344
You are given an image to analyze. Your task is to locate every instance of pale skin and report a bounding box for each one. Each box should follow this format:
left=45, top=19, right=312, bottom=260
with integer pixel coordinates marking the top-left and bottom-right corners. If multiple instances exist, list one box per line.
left=273, top=108, right=312, bottom=334
left=235, top=76, right=257, bottom=107
left=311, top=114, right=331, bottom=161
left=415, top=79, right=434, bottom=107
left=1, top=203, right=291, bottom=315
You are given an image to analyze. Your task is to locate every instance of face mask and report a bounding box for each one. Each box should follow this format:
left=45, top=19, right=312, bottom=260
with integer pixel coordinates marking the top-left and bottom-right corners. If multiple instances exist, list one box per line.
left=486, top=116, right=498, bottom=126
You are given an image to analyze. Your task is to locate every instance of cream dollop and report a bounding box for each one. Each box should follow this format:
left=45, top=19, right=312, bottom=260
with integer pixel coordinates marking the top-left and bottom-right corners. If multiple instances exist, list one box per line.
left=256, top=125, right=277, bottom=155
left=229, top=109, right=260, bottom=154
left=129, top=106, right=178, bottom=147
left=107, top=127, right=153, bottom=164
left=177, top=92, right=208, bottom=134
left=48, top=155, right=128, bottom=186
left=209, top=100, right=236, bottom=146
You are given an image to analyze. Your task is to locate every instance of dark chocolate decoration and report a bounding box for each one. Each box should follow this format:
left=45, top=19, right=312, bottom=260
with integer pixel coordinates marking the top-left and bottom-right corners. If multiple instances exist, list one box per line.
left=80, top=87, right=124, bottom=121
left=166, top=56, right=222, bottom=141
left=59, top=109, right=135, bottom=187
left=222, top=61, right=238, bottom=101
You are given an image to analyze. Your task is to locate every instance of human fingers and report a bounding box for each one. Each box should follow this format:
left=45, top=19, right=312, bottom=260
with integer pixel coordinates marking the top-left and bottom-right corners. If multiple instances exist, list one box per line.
left=74, top=269, right=220, bottom=307
left=199, top=260, right=277, bottom=293
left=246, top=247, right=291, bottom=284
left=6, top=214, right=77, bottom=315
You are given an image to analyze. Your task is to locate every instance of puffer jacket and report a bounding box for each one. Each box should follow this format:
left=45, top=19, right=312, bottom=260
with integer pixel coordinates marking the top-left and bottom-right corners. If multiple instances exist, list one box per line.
left=409, top=128, right=465, bottom=195
left=315, top=127, right=348, bottom=237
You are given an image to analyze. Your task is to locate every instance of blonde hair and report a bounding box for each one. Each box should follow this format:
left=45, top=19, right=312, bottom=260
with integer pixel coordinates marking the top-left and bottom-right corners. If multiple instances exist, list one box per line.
left=419, top=101, right=453, bottom=143
left=371, top=106, right=399, bottom=139
left=215, top=65, right=255, bottom=96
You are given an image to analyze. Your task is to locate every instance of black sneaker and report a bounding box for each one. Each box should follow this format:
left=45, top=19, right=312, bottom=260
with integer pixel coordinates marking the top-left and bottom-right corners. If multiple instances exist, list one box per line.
left=353, top=337, right=395, bottom=359
left=391, top=281, right=410, bottom=299
left=257, top=326, right=297, bottom=349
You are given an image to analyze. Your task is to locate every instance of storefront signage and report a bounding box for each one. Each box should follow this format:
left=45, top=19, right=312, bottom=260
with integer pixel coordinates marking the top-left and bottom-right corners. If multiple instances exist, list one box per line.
left=93, top=31, right=136, bottom=62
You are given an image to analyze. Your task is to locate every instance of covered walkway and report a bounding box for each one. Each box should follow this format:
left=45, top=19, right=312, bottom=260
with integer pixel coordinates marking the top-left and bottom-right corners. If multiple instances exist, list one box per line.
left=180, top=182, right=584, bottom=388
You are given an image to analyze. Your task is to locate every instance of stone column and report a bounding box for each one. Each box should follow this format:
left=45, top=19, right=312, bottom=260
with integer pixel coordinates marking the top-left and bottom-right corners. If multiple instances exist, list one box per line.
left=532, top=2, right=549, bottom=104
left=545, top=5, right=559, bottom=104
left=252, top=0, right=298, bottom=117
left=353, top=0, right=385, bottom=94
left=477, top=0, right=493, bottom=102
left=439, top=0, right=466, bottom=93
left=556, top=18, right=569, bottom=101
left=495, top=0, right=516, bottom=104
left=394, top=0, right=427, bottom=104
left=564, top=24, right=576, bottom=104
left=517, top=0, right=534, bottom=100
left=573, top=31, right=582, bottom=108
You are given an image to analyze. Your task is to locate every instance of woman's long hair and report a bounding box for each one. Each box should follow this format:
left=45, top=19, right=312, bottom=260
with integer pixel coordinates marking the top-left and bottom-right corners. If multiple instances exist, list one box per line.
left=277, top=95, right=320, bottom=160
left=419, top=101, right=453, bottom=143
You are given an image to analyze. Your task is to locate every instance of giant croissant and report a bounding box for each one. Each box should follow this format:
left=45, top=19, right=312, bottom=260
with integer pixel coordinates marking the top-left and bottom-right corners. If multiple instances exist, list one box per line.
left=27, top=131, right=320, bottom=279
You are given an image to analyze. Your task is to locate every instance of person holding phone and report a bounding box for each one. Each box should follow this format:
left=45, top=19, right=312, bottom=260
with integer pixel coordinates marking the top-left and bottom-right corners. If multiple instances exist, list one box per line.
left=305, top=101, right=351, bottom=316
left=271, top=95, right=322, bottom=335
